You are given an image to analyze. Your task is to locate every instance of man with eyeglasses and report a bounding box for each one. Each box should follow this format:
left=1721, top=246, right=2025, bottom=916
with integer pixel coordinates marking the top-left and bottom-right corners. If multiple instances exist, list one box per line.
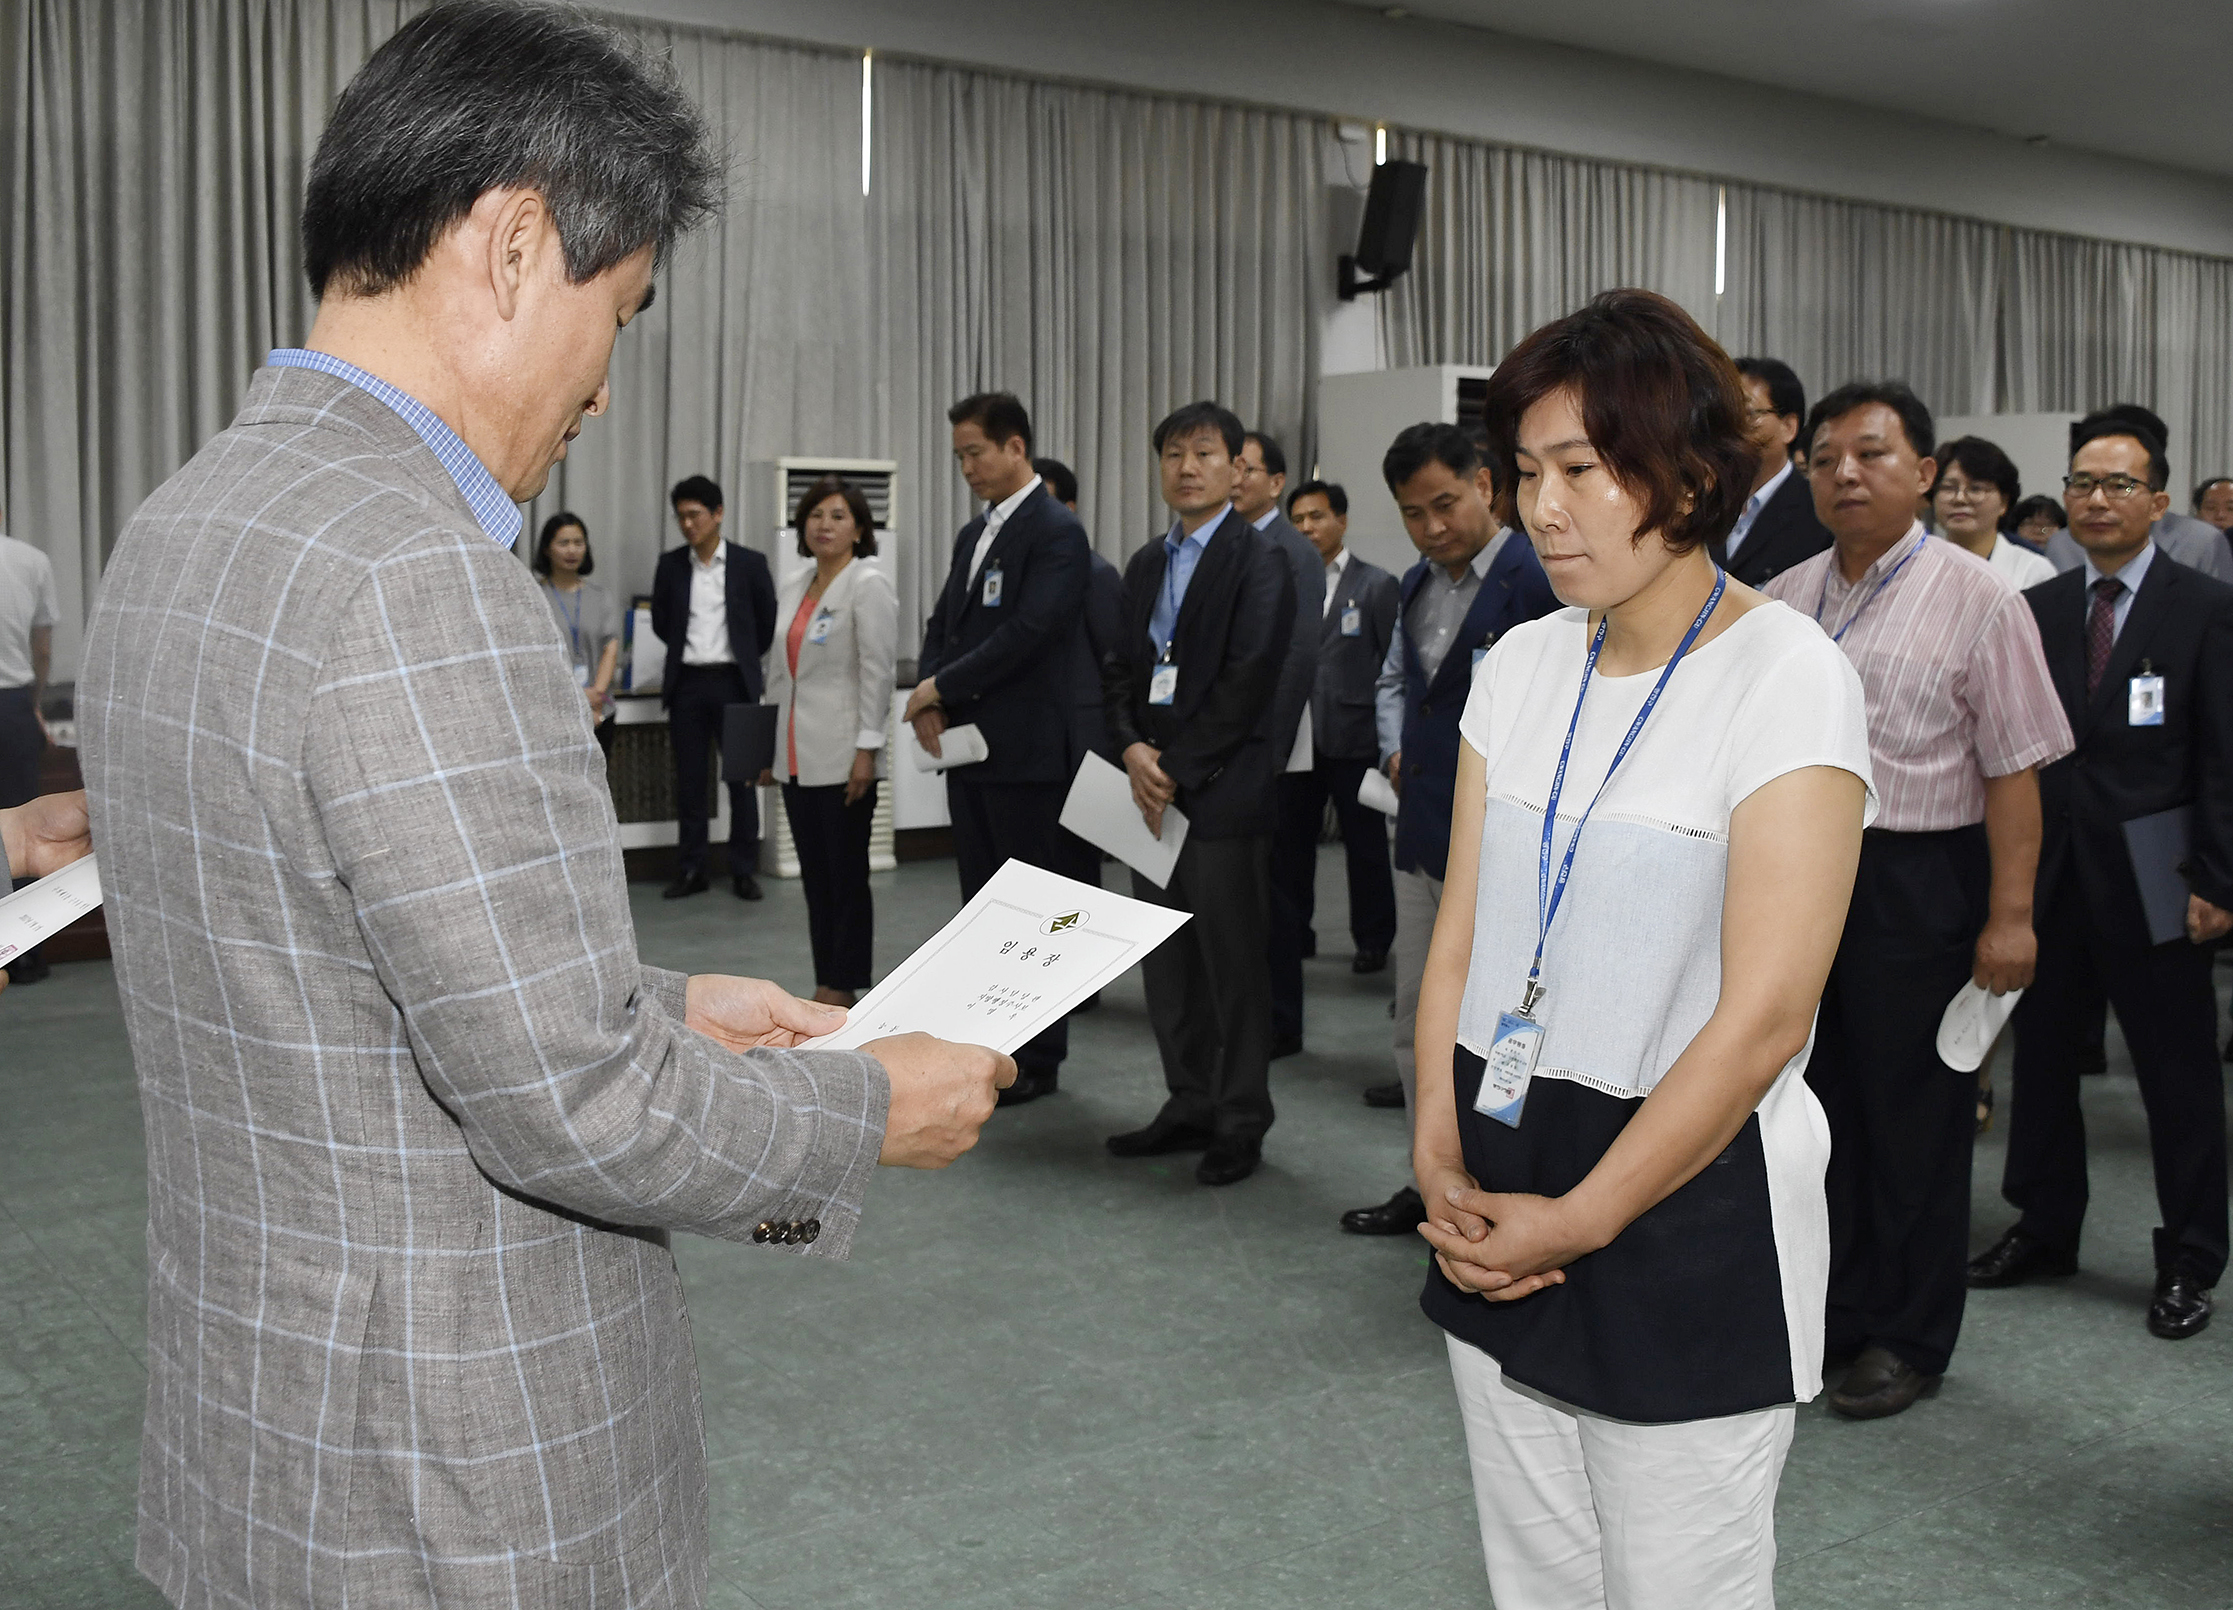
left=2045, top=406, right=2233, bottom=584
left=1711, top=357, right=1833, bottom=586
left=1969, top=417, right=2233, bottom=1342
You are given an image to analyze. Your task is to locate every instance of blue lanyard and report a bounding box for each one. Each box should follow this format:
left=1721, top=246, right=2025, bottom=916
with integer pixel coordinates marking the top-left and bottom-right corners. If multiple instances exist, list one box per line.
left=555, top=584, right=584, bottom=661
left=1815, top=532, right=1926, bottom=645
left=1525, top=567, right=1727, bottom=1016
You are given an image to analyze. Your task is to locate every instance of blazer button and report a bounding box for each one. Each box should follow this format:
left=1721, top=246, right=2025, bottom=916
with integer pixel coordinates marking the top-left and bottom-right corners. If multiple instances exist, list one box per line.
left=752, top=1222, right=773, bottom=1244
left=802, top=1220, right=821, bottom=1244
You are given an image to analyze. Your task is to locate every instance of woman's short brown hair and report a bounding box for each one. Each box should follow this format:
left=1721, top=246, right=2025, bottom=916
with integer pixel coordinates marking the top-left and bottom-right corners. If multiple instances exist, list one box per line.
left=1480, top=289, right=1753, bottom=555
left=791, top=474, right=878, bottom=558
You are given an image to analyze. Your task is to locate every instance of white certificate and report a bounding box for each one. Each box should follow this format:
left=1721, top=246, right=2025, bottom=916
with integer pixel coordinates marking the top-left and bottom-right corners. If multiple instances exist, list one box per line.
left=0, top=853, right=102, bottom=968
left=908, top=721, right=989, bottom=772
left=803, top=858, right=1188, bottom=1055
left=1058, top=751, right=1188, bottom=888
left=1357, top=766, right=1400, bottom=817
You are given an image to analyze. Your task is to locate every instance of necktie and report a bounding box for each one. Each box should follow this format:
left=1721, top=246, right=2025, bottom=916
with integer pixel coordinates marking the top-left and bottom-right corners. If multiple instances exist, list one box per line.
left=2085, top=576, right=2125, bottom=692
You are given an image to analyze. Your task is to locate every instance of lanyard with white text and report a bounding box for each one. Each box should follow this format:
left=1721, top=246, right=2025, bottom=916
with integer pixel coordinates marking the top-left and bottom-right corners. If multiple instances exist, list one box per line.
left=1523, top=567, right=1726, bottom=1018
left=1815, top=531, right=1926, bottom=645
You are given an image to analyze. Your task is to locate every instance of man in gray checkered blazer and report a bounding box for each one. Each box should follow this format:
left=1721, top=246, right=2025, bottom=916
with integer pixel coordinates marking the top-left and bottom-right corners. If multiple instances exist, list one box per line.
left=76, top=7, right=1010, bottom=1605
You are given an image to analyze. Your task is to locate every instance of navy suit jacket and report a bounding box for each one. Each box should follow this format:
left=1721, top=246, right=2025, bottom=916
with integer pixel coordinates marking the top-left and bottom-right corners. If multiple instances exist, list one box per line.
left=918, top=484, right=1091, bottom=785
left=651, top=539, right=776, bottom=706
left=1067, top=550, right=1126, bottom=766
left=2025, top=555, right=2233, bottom=950
left=1394, top=536, right=1558, bottom=878
left=1712, top=468, right=1831, bottom=589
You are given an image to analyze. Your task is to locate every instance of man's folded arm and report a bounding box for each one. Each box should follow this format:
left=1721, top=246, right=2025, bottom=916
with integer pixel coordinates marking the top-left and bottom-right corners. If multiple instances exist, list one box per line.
left=305, top=536, right=888, bottom=1254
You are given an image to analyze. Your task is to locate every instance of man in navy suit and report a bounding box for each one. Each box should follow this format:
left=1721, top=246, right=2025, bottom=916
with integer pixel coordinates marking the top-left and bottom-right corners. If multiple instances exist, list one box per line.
left=1340, top=423, right=1557, bottom=1237
left=651, top=474, right=776, bottom=900
left=1970, top=417, right=2233, bottom=1341
left=1711, top=357, right=1833, bottom=588
left=907, top=395, right=1091, bottom=1104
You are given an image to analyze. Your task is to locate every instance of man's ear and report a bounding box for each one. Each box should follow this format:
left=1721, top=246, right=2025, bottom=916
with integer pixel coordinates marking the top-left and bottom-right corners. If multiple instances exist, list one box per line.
left=483, top=188, right=550, bottom=322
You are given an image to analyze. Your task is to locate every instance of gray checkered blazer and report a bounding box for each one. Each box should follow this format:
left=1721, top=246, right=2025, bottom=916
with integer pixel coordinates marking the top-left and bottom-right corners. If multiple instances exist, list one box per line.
left=78, top=367, right=890, bottom=1608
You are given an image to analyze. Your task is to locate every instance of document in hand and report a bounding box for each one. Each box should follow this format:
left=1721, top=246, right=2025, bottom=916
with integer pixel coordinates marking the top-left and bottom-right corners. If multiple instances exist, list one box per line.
left=908, top=722, right=990, bottom=772
left=721, top=703, right=778, bottom=782
left=1058, top=750, right=1188, bottom=888
left=0, top=854, right=101, bottom=969
left=2122, top=805, right=2194, bottom=945
left=1356, top=766, right=1399, bottom=817
left=802, top=859, right=1189, bottom=1055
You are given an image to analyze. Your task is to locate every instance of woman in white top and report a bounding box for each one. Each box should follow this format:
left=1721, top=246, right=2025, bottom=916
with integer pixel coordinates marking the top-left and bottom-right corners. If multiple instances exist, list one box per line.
left=1932, top=437, right=2056, bottom=591
left=762, top=476, right=898, bottom=1006
left=532, top=512, right=622, bottom=756
left=1414, top=290, right=1875, bottom=1609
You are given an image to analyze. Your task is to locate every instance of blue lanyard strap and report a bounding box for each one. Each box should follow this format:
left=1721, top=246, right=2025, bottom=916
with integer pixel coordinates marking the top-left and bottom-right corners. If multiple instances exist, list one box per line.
left=1815, top=531, right=1926, bottom=645
left=555, top=584, right=584, bottom=659
left=1526, top=568, right=1727, bottom=1015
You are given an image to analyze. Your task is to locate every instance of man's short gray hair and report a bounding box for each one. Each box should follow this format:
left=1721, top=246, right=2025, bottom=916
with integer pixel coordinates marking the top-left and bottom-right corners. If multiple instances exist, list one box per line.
left=301, top=0, right=721, bottom=298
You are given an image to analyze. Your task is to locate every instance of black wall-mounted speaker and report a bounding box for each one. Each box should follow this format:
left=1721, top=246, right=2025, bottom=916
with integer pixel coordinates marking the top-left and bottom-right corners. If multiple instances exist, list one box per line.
left=1341, top=158, right=1427, bottom=299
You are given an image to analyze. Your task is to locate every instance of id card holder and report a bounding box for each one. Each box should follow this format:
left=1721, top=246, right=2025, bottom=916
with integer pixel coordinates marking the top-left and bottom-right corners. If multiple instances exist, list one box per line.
left=1341, top=605, right=1362, bottom=638
left=807, top=609, right=835, bottom=645
left=1473, top=1012, right=1542, bottom=1129
left=982, top=566, right=1004, bottom=607
left=2130, top=673, right=2165, bottom=727
left=1148, top=661, right=1179, bottom=706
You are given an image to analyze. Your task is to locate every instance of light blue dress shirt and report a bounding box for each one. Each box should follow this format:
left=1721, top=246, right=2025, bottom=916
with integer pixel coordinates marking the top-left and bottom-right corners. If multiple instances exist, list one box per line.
left=1724, top=458, right=1793, bottom=561
left=1148, top=504, right=1230, bottom=656
left=267, top=348, right=523, bottom=548
left=2081, top=539, right=2155, bottom=644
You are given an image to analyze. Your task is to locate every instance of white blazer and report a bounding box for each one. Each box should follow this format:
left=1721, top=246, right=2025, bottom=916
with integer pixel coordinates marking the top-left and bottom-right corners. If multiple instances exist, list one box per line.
left=764, top=558, right=899, bottom=787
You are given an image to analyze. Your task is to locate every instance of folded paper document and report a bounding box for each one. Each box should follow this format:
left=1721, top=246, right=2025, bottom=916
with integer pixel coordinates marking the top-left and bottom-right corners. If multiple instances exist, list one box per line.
left=1059, top=751, right=1188, bottom=888
left=908, top=722, right=989, bottom=772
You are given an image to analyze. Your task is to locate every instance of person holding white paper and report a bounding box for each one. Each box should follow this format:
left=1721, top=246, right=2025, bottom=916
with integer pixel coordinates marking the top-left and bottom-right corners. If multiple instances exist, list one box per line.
left=1412, top=291, right=1872, bottom=1607
left=0, top=789, right=88, bottom=995
left=1101, top=401, right=1294, bottom=1187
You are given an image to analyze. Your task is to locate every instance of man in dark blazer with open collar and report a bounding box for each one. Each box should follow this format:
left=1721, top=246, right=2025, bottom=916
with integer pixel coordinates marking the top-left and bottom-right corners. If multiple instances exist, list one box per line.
left=1711, top=356, right=1832, bottom=588
left=907, top=393, right=1091, bottom=1104
left=1103, top=401, right=1296, bottom=1187
left=1267, top=478, right=1401, bottom=1053
left=652, top=473, right=777, bottom=900
left=1970, top=417, right=2233, bottom=1341
left=1341, top=423, right=1557, bottom=1238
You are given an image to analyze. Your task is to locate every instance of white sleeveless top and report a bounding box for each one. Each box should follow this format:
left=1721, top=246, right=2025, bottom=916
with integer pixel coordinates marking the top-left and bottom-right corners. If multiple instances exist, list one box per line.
left=1455, top=599, right=1876, bottom=1095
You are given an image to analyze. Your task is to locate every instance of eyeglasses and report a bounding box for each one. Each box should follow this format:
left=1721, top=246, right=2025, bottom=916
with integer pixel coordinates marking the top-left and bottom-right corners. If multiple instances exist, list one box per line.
left=1935, top=482, right=1999, bottom=502
left=2064, top=473, right=2156, bottom=501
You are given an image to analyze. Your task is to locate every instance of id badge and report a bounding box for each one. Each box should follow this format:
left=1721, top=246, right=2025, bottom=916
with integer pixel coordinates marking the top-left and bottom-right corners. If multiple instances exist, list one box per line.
left=1341, top=605, right=1362, bottom=638
left=1473, top=1012, right=1542, bottom=1129
left=1148, top=662, right=1179, bottom=706
left=982, top=567, right=1004, bottom=607
left=2129, top=674, right=2165, bottom=727
left=807, top=609, right=835, bottom=646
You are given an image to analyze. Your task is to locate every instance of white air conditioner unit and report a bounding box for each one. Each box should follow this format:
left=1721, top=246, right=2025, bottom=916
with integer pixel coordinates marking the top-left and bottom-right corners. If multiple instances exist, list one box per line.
left=744, top=456, right=900, bottom=587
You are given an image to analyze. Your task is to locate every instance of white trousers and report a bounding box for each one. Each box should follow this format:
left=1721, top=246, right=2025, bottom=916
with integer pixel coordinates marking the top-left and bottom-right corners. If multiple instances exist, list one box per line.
left=1445, top=1335, right=1793, bottom=1610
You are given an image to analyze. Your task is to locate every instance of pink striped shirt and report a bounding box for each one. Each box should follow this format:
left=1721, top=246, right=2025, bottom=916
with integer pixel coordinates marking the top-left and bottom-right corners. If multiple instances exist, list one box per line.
left=1762, top=524, right=2072, bottom=831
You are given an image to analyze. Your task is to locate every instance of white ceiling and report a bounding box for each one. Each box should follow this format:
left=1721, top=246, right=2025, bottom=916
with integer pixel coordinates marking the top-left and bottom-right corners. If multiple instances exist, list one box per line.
left=1350, top=0, right=2233, bottom=179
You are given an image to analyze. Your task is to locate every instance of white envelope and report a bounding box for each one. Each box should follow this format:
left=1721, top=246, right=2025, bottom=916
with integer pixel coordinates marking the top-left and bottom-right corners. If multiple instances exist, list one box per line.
left=908, top=721, right=989, bottom=772
left=1936, top=980, right=2023, bottom=1073
left=1059, top=751, right=1189, bottom=888
left=1357, top=766, right=1400, bottom=817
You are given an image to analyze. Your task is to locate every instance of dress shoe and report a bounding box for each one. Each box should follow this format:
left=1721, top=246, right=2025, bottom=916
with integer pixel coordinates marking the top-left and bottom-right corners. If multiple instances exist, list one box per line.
left=996, top=1068, right=1058, bottom=1107
left=1361, top=1081, right=1406, bottom=1110
left=1105, top=1118, right=1215, bottom=1157
left=2147, top=1269, right=2214, bottom=1340
left=732, top=872, right=763, bottom=901
left=1966, top=1225, right=2077, bottom=1288
left=1829, top=1345, right=1940, bottom=1420
left=1195, top=1137, right=1261, bottom=1186
left=662, top=869, right=708, bottom=900
left=1341, top=1185, right=1426, bottom=1236
left=1270, top=1032, right=1303, bottom=1060
left=1351, top=949, right=1387, bottom=975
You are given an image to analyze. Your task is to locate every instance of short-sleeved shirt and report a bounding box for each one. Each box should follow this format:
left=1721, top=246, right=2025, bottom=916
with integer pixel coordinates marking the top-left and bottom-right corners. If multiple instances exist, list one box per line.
left=1763, top=527, right=2071, bottom=830
left=0, top=534, right=59, bottom=689
left=1421, top=599, right=1875, bottom=1424
left=537, top=578, right=620, bottom=684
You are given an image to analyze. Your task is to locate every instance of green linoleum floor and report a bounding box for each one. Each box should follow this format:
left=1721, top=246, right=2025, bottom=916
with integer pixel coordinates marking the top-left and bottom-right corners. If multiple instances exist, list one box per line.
left=4, top=853, right=2230, bottom=1608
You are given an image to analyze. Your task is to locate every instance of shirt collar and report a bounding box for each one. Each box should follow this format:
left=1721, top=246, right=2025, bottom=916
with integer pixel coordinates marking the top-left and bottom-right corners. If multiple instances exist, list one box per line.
left=1749, top=458, right=1794, bottom=516
left=986, top=475, right=1042, bottom=527
left=1249, top=506, right=1278, bottom=531
left=1167, top=503, right=1232, bottom=551
left=266, top=349, right=521, bottom=548
left=1835, top=521, right=1929, bottom=590
left=2083, top=539, right=2155, bottom=596
left=1433, top=530, right=1506, bottom=585
left=690, top=540, right=726, bottom=573
left=1326, top=546, right=1350, bottom=576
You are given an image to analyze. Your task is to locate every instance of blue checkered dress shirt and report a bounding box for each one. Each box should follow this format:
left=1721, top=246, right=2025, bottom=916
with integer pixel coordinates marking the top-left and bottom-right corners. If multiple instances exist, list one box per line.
left=267, top=347, right=522, bottom=547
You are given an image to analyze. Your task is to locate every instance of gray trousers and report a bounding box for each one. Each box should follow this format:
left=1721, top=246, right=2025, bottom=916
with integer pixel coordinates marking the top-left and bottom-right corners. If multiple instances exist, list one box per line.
left=1134, top=835, right=1274, bottom=1142
left=1392, top=866, right=1444, bottom=1130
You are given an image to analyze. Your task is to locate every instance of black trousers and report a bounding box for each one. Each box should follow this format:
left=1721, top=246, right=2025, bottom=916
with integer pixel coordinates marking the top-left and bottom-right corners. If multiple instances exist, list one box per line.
left=0, top=685, right=40, bottom=809
left=782, top=780, right=878, bottom=992
left=948, top=773, right=1071, bottom=1075
left=1811, top=825, right=1989, bottom=1378
left=1268, top=759, right=1397, bottom=1041
left=2004, top=872, right=2229, bottom=1283
left=668, top=665, right=758, bottom=876
left=1134, top=835, right=1274, bottom=1143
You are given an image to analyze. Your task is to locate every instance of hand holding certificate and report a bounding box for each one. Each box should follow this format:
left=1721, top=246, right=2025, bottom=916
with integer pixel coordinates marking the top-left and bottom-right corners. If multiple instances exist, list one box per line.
left=0, top=853, right=101, bottom=971
left=804, top=859, right=1189, bottom=1054
left=1059, top=752, right=1189, bottom=888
